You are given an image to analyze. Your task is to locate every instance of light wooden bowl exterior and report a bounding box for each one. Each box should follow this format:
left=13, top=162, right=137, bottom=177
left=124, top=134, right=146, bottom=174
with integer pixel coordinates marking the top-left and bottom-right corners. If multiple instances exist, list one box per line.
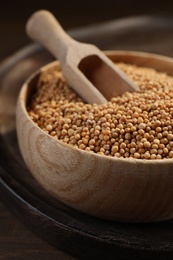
left=16, top=51, right=173, bottom=223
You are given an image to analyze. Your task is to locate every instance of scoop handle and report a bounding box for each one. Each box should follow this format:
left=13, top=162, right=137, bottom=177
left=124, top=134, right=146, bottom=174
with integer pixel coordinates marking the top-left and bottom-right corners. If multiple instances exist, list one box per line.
left=26, top=10, right=74, bottom=63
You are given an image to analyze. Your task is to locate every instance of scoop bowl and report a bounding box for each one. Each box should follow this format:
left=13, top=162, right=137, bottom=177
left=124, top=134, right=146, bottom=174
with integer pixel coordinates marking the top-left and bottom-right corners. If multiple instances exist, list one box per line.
left=16, top=50, right=173, bottom=223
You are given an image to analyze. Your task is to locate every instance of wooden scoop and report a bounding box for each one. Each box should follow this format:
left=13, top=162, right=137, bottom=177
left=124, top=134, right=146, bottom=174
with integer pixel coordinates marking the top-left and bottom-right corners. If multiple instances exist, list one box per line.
left=26, top=10, right=139, bottom=104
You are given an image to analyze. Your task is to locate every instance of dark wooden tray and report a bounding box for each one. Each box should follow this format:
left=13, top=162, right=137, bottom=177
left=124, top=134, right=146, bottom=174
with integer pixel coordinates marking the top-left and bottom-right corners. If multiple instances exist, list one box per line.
left=1, top=15, right=173, bottom=259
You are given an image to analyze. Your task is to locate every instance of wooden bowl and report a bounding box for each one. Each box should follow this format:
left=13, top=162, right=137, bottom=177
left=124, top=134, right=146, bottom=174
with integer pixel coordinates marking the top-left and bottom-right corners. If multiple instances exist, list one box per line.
left=16, top=50, right=173, bottom=223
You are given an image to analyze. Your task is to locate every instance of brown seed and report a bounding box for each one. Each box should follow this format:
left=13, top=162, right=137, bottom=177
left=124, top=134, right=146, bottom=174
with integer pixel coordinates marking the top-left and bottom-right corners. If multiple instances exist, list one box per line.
left=143, top=141, right=151, bottom=148
left=125, top=133, right=131, bottom=140
left=28, top=61, right=173, bottom=160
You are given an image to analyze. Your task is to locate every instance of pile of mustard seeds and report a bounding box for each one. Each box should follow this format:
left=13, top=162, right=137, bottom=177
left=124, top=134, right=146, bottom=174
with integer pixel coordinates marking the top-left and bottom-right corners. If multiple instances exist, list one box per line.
left=27, top=62, right=173, bottom=159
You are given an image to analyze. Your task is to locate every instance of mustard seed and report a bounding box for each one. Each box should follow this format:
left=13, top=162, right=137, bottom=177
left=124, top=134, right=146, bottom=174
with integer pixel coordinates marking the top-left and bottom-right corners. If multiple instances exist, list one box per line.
left=151, top=154, right=157, bottom=159
left=112, top=146, right=119, bottom=154
left=144, top=152, right=150, bottom=159
left=46, top=124, right=53, bottom=132
left=138, top=123, right=146, bottom=130
left=125, top=133, right=131, bottom=140
left=134, top=152, right=140, bottom=159
left=68, top=129, right=74, bottom=136
left=144, top=141, right=151, bottom=148
left=28, top=62, right=173, bottom=159
left=75, top=134, right=81, bottom=140
left=169, top=151, right=173, bottom=157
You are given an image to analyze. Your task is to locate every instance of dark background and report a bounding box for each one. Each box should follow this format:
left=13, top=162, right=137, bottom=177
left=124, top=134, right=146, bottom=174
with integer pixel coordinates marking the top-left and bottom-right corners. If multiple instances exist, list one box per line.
left=1, top=1, right=173, bottom=259
left=1, top=0, right=173, bottom=60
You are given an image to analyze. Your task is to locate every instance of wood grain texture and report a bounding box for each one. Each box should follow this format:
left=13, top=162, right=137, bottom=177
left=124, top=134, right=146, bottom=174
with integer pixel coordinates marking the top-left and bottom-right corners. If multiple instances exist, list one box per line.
left=16, top=51, right=173, bottom=223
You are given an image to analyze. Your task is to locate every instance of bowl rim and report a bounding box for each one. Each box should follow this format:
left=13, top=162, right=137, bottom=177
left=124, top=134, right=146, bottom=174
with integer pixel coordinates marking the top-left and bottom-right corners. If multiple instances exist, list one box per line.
left=17, top=50, right=173, bottom=165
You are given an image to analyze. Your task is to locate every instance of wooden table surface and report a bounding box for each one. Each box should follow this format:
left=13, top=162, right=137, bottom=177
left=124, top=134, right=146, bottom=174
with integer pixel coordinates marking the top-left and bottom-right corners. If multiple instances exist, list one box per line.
left=1, top=1, right=173, bottom=259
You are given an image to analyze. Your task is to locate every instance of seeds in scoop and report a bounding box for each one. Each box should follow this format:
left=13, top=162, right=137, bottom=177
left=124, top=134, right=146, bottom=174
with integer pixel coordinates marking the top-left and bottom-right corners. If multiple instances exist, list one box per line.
left=27, top=62, right=173, bottom=159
